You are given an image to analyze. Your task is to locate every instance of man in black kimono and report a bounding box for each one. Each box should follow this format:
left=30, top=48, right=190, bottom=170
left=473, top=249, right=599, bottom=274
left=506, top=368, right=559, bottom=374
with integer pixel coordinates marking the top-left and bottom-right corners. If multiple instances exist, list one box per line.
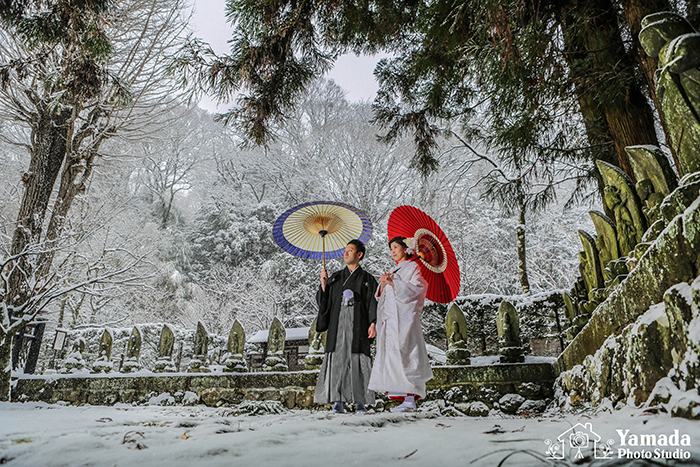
left=314, top=239, right=378, bottom=413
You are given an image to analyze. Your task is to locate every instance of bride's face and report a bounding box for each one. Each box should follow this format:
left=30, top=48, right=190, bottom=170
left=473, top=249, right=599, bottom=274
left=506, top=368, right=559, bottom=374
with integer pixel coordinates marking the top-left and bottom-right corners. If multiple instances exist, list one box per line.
left=390, top=241, right=408, bottom=263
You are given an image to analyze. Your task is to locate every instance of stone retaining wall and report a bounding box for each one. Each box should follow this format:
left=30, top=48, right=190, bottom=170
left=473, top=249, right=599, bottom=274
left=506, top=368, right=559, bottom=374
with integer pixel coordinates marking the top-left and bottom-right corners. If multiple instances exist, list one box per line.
left=553, top=177, right=700, bottom=418
left=555, top=194, right=699, bottom=376
left=12, top=362, right=556, bottom=415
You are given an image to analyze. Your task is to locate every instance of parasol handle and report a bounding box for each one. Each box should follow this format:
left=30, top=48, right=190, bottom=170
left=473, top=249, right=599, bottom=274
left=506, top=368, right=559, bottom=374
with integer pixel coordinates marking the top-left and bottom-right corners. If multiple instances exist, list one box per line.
left=319, top=230, right=328, bottom=270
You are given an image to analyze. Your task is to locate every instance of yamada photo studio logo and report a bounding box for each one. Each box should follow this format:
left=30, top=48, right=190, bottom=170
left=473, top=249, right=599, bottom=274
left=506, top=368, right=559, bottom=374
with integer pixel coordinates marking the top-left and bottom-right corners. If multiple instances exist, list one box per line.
left=545, top=422, right=614, bottom=460
left=545, top=423, right=693, bottom=461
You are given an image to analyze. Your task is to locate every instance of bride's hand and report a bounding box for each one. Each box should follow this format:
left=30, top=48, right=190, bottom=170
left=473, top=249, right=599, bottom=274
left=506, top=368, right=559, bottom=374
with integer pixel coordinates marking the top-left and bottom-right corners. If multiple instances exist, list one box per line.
left=379, top=273, right=394, bottom=288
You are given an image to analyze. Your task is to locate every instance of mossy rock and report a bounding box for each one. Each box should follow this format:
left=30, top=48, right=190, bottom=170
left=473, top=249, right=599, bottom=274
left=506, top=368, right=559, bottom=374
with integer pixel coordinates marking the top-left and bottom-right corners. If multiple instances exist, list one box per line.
left=498, top=393, right=525, bottom=414
left=453, top=402, right=472, bottom=415
left=516, top=382, right=542, bottom=398
left=664, top=284, right=694, bottom=365
left=647, top=377, right=675, bottom=406
left=200, top=389, right=222, bottom=407
left=556, top=273, right=700, bottom=408
left=660, top=180, right=700, bottom=224
left=621, top=310, right=673, bottom=405
left=671, top=393, right=700, bottom=420
left=557, top=205, right=698, bottom=375
left=517, top=399, right=547, bottom=415
left=295, top=390, right=315, bottom=408
left=218, top=389, right=244, bottom=405
left=87, top=392, right=120, bottom=405
left=468, top=401, right=490, bottom=416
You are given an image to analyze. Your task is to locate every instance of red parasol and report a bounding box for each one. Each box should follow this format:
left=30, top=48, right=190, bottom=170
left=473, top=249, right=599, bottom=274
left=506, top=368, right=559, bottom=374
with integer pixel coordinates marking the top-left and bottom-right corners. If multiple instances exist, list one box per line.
left=388, top=205, right=461, bottom=304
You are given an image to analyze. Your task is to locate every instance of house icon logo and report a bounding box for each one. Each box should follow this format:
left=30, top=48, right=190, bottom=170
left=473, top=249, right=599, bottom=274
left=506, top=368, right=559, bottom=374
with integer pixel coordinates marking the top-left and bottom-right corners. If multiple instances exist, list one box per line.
left=545, top=422, right=614, bottom=460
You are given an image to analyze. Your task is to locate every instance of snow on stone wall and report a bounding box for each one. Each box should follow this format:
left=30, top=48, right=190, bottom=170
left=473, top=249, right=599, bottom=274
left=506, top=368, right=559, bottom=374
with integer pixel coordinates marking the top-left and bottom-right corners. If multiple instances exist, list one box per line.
left=555, top=276, right=700, bottom=420
left=422, top=291, right=565, bottom=356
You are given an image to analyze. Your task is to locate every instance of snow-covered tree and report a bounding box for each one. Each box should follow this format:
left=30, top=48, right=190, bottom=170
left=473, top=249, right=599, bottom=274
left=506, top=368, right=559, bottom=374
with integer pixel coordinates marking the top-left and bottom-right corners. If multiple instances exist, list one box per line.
left=0, top=0, right=189, bottom=400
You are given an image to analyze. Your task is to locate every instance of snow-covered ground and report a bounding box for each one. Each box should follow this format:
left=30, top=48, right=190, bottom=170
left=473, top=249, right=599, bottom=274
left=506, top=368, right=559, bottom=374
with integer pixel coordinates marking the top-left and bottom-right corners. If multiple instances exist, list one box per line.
left=2, top=401, right=700, bottom=466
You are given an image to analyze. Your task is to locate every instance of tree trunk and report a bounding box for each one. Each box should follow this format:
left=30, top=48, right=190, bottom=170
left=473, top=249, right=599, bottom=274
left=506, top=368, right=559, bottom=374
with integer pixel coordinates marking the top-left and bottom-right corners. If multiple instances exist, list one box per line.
left=558, top=8, right=621, bottom=220
left=604, top=99, right=658, bottom=178
left=58, top=296, right=67, bottom=328
left=0, top=329, right=13, bottom=401
left=559, top=0, right=659, bottom=180
left=569, top=87, right=619, bottom=219
left=516, top=187, right=530, bottom=294
left=585, top=0, right=658, bottom=180
left=621, top=0, right=679, bottom=170
left=36, top=148, right=97, bottom=279
left=7, top=107, right=70, bottom=309
left=161, top=193, right=173, bottom=229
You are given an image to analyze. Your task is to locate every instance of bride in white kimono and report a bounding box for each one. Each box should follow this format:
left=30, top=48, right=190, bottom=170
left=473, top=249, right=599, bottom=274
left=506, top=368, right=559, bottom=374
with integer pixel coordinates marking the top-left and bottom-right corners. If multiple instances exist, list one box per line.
left=368, top=236, right=433, bottom=412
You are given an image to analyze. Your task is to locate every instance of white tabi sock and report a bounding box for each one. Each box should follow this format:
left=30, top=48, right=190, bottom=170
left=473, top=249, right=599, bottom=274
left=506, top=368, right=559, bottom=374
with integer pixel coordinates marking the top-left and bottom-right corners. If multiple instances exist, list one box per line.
left=390, top=394, right=416, bottom=412
left=401, top=395, right=416, bottom=408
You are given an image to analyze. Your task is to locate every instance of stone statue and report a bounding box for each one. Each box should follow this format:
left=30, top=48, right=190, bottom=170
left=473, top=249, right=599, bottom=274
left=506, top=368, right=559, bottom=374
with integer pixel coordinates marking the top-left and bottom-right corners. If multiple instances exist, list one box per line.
left=72, top=336, right=86, bottom=354
left=626, top=146, right=678, bottom=198
left=636, top=179, right=665, bottom=225
left=579, top=230, right=604, bottom=292
left=224, top=320, right=247, bottom=372
left=562, top=291, right=578, bottom=325
left=305, top=317, right=326, bottom=370
left=590, top=211, right=619, bottom=267
left=264, top=317, right=288, bottom=371
left=578, top=251, right=593, bottom=294
left=445, top=303, right=471, bottom=365
left=640, top=12, right=700, bottom=177
left=126, top=326, right=142, bottom=359
left=91, top=329, right=114, bottom=373
left=99, top=329, right=113, bottom=360
left=62, top=336, right=86, bottom=373
left=563, top=276, right=596, bottom=339
left=154, top=324, right=176, bottom=373
left=597, top=160, right=647, bottom=257
left=562, top=291, right=581, bottom=341
left=188, top=321, right=211, bottom=373
left=604, top=185, right=637, bottom=256
left=603, top=257, right=629, bottom=288
left=626, top=145, right=678, bottom=226
left=121, top=326, right=142, bottom=373
left=194, top=321, right=208, bottom=356
left=497, top=301, right=524, bottom=363
left=588, top=287, right=609, bottom=304
left=573, top=277, right=588, bottom=304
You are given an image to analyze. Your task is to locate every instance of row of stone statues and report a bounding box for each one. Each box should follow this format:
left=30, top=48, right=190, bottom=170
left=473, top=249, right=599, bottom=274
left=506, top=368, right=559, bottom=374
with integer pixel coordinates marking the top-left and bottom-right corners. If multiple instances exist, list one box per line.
left=60, top=316, right=323, bottom=374
left=60, top=298, right=531, bottom=374
left=563, top=11, right=700, bottom=340
left=62, top=320, right=250, bottom=374
left=563, top=152, right=678, bottom=340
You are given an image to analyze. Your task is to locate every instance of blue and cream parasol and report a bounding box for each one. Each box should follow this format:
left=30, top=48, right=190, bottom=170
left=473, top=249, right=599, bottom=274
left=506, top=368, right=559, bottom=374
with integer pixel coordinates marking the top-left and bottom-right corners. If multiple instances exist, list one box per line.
left=273, top=201, right=373, bottom=267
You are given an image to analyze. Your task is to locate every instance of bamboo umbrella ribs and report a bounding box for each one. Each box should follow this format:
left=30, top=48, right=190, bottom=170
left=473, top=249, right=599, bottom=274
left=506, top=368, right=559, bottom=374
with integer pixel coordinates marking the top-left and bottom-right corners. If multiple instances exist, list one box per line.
left=273, top=201, right=373, bottom=268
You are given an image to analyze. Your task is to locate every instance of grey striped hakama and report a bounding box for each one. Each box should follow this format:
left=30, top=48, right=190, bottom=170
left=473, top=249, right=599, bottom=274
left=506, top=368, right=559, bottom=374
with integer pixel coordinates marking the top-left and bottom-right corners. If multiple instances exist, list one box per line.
left=314, top=304, right=374, bottom=405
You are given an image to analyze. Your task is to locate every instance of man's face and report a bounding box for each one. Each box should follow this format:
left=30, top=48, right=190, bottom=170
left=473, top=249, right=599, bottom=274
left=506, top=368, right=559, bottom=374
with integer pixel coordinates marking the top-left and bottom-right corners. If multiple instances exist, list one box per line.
left=343, top=244, right=362, bottom=265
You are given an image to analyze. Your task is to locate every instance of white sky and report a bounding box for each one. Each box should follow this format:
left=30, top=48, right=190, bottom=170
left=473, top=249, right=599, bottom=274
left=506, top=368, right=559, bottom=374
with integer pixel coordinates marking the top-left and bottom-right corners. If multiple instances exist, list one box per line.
left=189, top=0, right=385, bottom=113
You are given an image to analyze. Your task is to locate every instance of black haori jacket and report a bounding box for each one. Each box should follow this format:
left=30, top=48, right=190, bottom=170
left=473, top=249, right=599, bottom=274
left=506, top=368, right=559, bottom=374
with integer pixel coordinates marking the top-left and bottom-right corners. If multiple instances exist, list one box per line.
left=316, top=265, right=378, bottom=357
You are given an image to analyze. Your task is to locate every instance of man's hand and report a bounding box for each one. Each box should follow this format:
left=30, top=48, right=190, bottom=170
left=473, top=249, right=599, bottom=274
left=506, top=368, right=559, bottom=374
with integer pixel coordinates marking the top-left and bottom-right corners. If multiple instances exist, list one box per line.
left=368, top=322, right=377, bottom=339
left=320, top=268, right=329, bottom=291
